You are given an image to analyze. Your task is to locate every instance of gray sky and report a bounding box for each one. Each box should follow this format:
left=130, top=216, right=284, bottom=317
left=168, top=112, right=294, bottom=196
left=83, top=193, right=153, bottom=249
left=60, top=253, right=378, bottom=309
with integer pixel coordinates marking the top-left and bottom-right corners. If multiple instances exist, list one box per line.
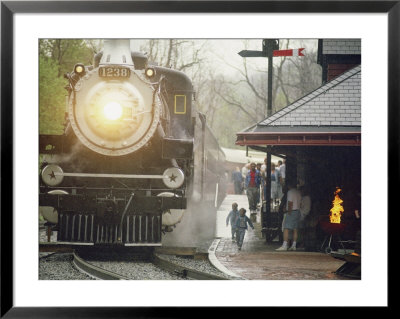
left=131, top=38, right=318, bottom=76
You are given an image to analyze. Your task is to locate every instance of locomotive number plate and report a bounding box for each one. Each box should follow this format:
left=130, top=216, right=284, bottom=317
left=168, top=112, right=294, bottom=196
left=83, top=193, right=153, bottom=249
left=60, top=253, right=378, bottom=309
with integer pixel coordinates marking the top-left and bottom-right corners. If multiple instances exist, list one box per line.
left=99, top=66, right=131, bottom=78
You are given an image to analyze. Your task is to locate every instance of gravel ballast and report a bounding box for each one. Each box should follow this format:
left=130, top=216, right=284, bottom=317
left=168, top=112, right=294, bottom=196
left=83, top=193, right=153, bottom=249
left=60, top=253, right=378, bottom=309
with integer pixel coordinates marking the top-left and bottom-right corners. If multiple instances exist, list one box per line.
left=39, top=228, right=234, bottom=280
left=155, top=254, right=234, bottom=280
left=88, top=260, right=186, bottom=280
left=39, top=253, right=96, bottom=280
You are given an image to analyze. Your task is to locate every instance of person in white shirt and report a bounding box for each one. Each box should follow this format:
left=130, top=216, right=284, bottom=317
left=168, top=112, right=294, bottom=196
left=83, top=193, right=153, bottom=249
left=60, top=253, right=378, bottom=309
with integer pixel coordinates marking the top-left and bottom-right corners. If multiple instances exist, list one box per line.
left=260, top=157, right=267, bottom=175
left=241, top=163, right=249, bottom=180
left=299, top=186, right=311, bottom=221
left=241, top=163, right=250, bottom=195
left=277, top=159, right=286, bottom=191
left=276, top=181, right=302, bottom=251
left=298, top=186, right=312, bottom=248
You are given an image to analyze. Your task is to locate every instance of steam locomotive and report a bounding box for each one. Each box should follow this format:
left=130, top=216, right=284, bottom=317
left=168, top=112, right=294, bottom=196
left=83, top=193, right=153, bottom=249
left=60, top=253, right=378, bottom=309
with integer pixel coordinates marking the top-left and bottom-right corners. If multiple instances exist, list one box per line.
left=39, top=39, right=226, bottom=246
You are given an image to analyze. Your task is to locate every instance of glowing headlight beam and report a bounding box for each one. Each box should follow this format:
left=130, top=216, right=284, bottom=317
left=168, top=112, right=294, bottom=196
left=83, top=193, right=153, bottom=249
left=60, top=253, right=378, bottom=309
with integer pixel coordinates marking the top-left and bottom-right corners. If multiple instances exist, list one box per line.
left=103, top=102, right=123, bottom=120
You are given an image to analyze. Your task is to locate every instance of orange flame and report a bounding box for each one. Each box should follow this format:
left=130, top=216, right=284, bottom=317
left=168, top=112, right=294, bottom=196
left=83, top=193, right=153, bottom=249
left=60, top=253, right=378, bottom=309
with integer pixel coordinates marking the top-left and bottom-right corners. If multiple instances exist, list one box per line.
left=330, top=187, right=344, bottom=223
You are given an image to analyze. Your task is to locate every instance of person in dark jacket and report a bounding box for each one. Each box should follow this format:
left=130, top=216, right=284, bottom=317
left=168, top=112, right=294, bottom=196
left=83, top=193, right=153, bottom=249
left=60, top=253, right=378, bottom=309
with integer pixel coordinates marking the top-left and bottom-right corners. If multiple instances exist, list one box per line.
left=245, top=162, right=262, bottom=216
left=235, top=208, right=254, bottom=250
left=226, top=202, right=240, bottom=241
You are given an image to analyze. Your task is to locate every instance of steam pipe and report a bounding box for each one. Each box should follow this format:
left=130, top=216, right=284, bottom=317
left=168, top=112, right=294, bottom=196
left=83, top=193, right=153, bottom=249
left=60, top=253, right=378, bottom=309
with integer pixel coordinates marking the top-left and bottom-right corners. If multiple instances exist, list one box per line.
left=214, top=183, right=219, bottom=208
left=198, top=113, right=207, bottom=201
left=118, top=192, right=135, bottom=243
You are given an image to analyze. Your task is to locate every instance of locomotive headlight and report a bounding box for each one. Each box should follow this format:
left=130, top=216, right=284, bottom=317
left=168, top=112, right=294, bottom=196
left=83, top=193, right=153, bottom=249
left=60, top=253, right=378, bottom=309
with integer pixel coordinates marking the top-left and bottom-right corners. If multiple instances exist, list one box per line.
left=73, top=74, right=162, bottom=156
left=162, top=167, right=184, bottom=189
left=74, top=63, right=85, bottom=75
left=145, top=67, right=155, bottom=78
left=103, top=101, right=123, bottom=121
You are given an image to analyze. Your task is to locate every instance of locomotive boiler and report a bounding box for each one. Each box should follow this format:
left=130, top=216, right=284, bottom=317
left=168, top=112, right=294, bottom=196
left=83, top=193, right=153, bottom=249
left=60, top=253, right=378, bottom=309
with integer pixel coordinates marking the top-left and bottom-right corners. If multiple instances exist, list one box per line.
left=39, top=39, right=225, bottom=246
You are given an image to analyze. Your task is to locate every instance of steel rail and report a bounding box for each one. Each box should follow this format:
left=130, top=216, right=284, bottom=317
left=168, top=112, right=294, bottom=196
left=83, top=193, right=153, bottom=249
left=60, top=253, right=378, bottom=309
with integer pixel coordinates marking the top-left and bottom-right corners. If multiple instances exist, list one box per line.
left=40, top=243, right=229, bottom=280
left=72, top=252, right=131, bottom=280
left=152, top=254, right=229, bottom=280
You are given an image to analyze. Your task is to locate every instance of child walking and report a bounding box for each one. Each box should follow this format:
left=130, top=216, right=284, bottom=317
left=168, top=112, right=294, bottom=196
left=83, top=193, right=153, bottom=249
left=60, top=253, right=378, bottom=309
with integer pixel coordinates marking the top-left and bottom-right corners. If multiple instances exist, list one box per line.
left=235, top=208, right=254, bottom=250
left=226, top=203, right=240, bottom=242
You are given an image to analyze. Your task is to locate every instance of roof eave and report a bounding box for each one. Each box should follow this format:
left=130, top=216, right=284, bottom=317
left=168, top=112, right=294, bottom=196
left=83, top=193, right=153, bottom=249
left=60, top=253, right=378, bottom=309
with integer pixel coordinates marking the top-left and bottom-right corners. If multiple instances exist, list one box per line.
left=236, top=131, right=361, bottom=146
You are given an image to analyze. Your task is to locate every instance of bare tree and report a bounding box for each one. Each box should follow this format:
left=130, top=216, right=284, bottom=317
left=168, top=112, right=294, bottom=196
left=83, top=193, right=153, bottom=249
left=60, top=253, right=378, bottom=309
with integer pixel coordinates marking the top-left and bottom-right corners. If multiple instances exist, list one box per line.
left=139, top=38, right=321, bottom=149
left=142, top=39, right=205, bottom=71
left=213, top=39, right=321, bottom=120
left=85, top=39, right=104, bottom=56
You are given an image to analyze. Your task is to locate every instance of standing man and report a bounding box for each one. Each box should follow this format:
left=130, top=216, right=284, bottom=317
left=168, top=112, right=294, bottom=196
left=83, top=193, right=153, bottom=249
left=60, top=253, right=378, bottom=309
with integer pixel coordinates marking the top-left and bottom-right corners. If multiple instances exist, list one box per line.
left=277, top=159, right=286, bottom=192
left=232, top=167, right=243, bottom=195
left=276, top=181, right=302, bottom=251
left=256, top=163, right=263, bottom=207
left=261, top=157, right=267, bottom=175
left=298, top=186, right=312, bottom=249
left=245, top=162, right=262, bottom=218
left=261, top=157, right=268, bottom=202
left=241, top=162, right=250, bottom=193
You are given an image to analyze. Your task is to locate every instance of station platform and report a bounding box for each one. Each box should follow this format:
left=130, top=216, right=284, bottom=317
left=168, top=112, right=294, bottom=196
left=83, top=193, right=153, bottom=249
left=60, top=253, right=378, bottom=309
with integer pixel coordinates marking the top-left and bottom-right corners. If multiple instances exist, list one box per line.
left=209, top=194, right=349, bottom=280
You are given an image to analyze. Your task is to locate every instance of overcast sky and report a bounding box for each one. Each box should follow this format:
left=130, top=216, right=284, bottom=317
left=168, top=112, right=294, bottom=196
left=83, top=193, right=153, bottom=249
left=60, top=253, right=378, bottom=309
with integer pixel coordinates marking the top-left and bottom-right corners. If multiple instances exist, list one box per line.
left=131, top=38, right=318, bottom=76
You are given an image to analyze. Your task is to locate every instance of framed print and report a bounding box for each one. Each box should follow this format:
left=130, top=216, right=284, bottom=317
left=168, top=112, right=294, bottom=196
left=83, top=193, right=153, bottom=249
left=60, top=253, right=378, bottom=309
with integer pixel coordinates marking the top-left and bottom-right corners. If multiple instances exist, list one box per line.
left=1, top=0, right=396, bottom=317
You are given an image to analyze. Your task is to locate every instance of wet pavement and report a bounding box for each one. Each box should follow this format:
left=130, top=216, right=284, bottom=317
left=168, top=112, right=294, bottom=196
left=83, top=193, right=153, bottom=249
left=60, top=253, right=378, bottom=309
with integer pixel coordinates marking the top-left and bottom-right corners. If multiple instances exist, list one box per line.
left=212, top=194, right=349, bottom=280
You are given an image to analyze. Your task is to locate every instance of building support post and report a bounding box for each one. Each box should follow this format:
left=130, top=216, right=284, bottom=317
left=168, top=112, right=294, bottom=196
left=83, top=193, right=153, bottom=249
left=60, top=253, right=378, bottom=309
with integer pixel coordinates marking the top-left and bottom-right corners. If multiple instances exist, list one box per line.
left=263, top=146, right=272, bottom=241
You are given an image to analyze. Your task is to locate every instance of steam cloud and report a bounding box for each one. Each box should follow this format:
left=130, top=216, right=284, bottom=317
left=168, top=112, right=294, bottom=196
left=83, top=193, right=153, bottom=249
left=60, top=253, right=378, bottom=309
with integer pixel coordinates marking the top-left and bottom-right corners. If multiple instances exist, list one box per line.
left=161, top=199, right=217, bottom=250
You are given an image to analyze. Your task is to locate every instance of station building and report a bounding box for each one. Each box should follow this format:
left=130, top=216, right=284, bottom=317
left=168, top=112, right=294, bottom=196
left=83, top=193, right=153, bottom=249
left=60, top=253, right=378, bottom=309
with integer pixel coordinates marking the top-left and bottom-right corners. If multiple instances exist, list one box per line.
left=236, top=39, right=361, bottom=251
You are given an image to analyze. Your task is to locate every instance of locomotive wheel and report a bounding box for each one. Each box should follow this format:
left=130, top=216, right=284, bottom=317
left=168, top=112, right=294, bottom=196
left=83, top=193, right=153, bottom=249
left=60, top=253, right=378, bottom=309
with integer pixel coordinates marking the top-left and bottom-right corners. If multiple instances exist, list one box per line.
left=157, top=192, right=185, bottom=229
left=39, top=189, right=68, bottom=224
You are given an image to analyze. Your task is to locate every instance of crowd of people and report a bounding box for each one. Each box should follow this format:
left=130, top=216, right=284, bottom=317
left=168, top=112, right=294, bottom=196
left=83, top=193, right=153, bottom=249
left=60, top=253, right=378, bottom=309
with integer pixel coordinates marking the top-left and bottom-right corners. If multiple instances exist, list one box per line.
left=231, top=159, right=287, bottom=208
left=230, top=158, right=314, bottom=251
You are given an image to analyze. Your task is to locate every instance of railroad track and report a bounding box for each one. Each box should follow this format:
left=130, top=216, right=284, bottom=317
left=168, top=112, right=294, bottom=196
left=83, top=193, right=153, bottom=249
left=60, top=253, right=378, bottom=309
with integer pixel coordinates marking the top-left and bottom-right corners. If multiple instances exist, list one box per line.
left=72, top=252, right=130, bottom=280
left=39, top=243, right=229, bottom=280
left=152, top=254, right=227, bottom=280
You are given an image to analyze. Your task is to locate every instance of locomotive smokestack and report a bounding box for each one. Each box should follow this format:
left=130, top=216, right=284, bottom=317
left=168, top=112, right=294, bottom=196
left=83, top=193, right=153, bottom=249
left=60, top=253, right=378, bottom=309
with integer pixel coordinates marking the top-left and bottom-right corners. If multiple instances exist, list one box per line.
left=100, top=39, right=134, bottom=66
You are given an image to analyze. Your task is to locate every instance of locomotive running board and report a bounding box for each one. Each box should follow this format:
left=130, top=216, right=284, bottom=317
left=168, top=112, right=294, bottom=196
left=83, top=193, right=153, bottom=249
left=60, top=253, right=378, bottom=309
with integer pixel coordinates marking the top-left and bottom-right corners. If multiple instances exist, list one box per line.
left=55, top=172, right=164, bottom=179
left=53, top=242, right=161, bottom=247
left=52, top=241, right=162, bottom=247
left=55, top=242, right=94, bottom=246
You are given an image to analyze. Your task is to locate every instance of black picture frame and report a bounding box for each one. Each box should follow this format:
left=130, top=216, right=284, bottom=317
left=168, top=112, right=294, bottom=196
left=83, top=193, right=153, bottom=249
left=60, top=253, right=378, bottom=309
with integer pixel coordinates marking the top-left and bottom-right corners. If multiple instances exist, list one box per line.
left=1, top=1, right=396, bottom=317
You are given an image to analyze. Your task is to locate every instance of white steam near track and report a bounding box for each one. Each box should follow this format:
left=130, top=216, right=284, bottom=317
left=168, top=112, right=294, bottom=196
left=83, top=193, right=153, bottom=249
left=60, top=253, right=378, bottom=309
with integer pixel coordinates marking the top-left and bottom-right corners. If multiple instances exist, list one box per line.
left=161, top=200, right=217, bottom=249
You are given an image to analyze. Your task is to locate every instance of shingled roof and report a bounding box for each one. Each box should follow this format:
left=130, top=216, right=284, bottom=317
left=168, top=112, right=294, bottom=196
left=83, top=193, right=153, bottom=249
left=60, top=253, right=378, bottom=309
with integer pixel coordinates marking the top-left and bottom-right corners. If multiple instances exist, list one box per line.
left=236, top=65, right=361, bottom=146
left=321, top=39, right=361, bottom=55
